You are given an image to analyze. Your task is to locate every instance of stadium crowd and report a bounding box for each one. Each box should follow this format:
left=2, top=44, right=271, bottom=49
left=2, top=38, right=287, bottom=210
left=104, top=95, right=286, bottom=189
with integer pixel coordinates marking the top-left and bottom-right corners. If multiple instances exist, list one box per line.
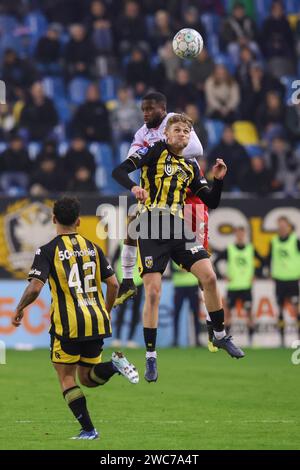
left=0, top=0, right=300, bottom=196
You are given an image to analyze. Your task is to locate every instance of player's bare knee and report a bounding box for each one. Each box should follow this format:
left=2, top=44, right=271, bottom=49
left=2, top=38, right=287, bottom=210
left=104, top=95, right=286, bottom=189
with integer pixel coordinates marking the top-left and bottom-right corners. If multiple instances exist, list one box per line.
left=77, top=368, right=95, bottom=387
left=147, top=284, right=161, bottom=306
left=202, top=271, right=217, bottom=290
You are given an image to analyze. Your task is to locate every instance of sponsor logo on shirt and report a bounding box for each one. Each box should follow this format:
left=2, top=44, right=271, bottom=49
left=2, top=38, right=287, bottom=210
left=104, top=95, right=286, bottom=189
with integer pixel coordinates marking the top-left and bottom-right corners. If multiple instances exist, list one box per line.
left=29, top=268, right=42, bottom=277
left=58, top=249, right=96, bottom=261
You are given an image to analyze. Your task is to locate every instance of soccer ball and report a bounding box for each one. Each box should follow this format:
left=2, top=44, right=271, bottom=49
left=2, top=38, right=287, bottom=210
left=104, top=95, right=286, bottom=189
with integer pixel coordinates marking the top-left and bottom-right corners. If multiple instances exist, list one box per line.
left=172, top=28, right=203, bottom=59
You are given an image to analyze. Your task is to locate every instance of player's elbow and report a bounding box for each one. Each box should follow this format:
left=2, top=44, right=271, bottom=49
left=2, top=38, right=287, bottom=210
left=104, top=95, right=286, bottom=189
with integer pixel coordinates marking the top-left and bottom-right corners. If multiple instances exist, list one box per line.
left=29, top=279, right=44, bottom=296
left=107, top=275, right=119, bottom=292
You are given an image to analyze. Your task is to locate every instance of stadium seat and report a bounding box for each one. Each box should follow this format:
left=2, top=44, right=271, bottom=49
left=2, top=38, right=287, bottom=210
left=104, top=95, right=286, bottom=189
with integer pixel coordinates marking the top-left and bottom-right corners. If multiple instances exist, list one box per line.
left=23, top=10, right=48, bottom=38
left=42, top=77, right=65, bottom=99
left=117, top=142, right=131, bottom=163
left=55, top=98, right=72, bottom=125
left=245, top=144, right=263, bottom=157
left=68, top=78, right=91, bottom=105
left=232, top=121, right=259, bottom=145
left=254, top=0, right=272, bottom=25
left=99, top=76, right=120, bottom=102
left=205, top=119, right=225, bottom=148
left=214, top=53, right=236, bottom=74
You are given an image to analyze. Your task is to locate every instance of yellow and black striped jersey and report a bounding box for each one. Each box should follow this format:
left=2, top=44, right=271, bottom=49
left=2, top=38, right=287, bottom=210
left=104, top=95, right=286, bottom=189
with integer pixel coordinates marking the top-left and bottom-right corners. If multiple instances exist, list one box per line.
left=128, top=141, right=208, bottom=217
left=28, top=233, right=114, bottom=341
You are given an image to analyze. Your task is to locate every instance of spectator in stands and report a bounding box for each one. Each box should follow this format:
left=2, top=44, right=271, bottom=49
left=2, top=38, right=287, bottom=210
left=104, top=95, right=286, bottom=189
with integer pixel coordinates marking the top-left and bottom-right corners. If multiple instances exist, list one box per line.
left=260, top=1, right=296, bottom=77
left=114, top=1, right=148, bottom=56
left=189, top=0, right=224, bottom=16
left=285, top=101, right=300, bottom=145
left=220, top=2, right=258, bottom=53
left=70, top=83, right=111, bottom=143
left=235, top=45, right=256, bottom=90
left=111, top=86, right=143, bottom=143
left=155, top=41, right=180, bottom=88
left=204, top=64, right=240, bottom=122
left=63, top=136, right=96, bottom=176
left=35, top=139, right=59, bottom=166
left=86, top=0, right=114, bottom=57
left=179, top=6, right=206, bottom=43
left=188, top=47, right=215, bottom=94
left=208, top=125, right=250, bottom=191
left=125, top=48, right=152, bottom=89
left=29, top=156, right=64, bottom=196
left=167, top=68, right=199, bottom=112
left=255, top=90, right=286, bottom=140
left=35, top=23, right=63, bottom=75
left=19, top=82, right=58, bottom=141
left=0, top=134, right=31, bottom=194
left=2, top=49, right=38, bottom=100
left=184, top=103, right=208, bottom=151
left=67, top=166, right=98, bottom=193
left=64, top=24, right=96, bottom=81
left=266, top=136, right=300, bottom=194
left=150, top=10, right=174, bottom=51
left=238, top=61, right=284, bottom=120
left=239, top=155, right=273, bottom=196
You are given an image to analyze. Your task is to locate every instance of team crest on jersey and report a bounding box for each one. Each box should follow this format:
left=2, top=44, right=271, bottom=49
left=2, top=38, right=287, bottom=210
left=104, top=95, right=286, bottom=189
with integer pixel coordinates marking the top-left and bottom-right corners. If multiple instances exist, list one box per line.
left=165, top=163, right=177, bottom=176
left=145, top=256, right=153, bottom=268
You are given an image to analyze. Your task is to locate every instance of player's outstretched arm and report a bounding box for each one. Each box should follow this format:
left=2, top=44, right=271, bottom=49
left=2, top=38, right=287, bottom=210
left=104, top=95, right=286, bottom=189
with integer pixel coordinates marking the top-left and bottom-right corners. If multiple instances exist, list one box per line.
left=12, top=278, right=44, bottom=327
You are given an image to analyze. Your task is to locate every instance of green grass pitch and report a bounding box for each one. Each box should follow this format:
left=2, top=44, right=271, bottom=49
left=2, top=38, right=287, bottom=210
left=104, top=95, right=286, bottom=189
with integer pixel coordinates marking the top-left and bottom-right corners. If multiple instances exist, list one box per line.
left=1, top=347, right=299, bottom=450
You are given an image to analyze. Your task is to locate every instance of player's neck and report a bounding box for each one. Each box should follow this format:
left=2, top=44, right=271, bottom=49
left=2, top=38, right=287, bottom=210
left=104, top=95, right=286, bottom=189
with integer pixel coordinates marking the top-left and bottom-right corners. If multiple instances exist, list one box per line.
left=167, top=144, right=184, bottom=156
left=56, top=226, right=78, bottom=235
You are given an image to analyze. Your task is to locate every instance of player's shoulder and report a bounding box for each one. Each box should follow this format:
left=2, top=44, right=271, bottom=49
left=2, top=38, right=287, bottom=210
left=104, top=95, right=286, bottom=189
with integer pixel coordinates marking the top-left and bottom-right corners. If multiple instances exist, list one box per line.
left=35, top=236, right=59, bottom=257
left=133, top=140, right=166, bottom=158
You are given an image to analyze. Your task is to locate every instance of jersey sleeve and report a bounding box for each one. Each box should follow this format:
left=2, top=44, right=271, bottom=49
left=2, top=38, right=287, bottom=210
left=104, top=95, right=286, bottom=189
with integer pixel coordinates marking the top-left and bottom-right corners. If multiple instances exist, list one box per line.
left=189, top=162, right=209, bottom=194
left=127, top=127, right=146, bottom=157
left=127, top=142, right=159, bottom=169
left=182, top=128, right=204, bottom=160
left=96, top=246, right=115, bottom=280
left=28, top=246, right=51, bottom=284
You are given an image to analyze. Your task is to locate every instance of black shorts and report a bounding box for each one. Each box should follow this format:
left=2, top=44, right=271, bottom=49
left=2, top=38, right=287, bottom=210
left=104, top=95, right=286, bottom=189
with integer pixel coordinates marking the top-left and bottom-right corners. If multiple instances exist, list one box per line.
left=50, top=336, right=104, bottom=367
left=227, top=289, right=252, bottom=309
left=137, top=212, right=209, bottom=275
left=275, top=280, right=299, bottom=306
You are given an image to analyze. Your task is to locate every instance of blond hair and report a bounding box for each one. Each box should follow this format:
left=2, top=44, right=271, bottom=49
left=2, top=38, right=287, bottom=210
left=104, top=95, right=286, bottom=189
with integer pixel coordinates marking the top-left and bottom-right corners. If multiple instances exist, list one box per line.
left=165, top=113, right=193, bottom=131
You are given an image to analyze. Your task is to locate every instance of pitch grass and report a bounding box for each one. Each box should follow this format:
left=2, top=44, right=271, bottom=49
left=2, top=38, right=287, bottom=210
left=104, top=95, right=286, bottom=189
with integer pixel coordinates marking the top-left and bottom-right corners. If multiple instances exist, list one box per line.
left=1, top=348, right=299, bottom=450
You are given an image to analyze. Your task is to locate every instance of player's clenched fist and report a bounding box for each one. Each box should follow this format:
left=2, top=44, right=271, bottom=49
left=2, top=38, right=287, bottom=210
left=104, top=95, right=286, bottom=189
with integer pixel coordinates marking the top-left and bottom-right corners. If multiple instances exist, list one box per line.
left=131, top=185, right=149, bottom=203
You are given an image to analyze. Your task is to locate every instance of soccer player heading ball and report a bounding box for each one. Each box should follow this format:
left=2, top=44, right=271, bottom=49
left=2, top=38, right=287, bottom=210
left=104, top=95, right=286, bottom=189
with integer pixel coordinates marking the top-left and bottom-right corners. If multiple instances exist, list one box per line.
left=113, top=113, right=245, bottom=382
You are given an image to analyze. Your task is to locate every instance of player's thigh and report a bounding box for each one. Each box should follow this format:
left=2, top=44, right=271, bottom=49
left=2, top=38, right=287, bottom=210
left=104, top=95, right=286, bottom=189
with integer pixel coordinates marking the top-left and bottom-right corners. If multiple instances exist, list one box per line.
left=50, top=335, right=80, bottom=366
left=78, top=339, right=104, bottom=368
left=137, top=237, right=169, bottom=276
left=171, top=238, right=209, bottom=274
left=77, top=340, right=104, bottom=386
left=189, top=257, right=216, bottom=287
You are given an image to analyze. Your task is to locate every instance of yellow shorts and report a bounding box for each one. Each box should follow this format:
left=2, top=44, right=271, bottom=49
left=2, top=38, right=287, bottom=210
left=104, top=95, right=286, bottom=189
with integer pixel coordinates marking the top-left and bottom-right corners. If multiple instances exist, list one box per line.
left=50, top=336, right=103, bottom=367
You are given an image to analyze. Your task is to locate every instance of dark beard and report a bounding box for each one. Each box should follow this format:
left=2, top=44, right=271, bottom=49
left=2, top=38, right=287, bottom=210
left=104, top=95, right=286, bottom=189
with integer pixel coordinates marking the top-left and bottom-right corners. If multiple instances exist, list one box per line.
left=146, top=115, right=165, bottom=129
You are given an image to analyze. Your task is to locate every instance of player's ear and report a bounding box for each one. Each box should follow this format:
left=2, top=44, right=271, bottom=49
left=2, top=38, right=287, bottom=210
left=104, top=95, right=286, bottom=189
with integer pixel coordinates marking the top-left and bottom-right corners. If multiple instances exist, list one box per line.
left=76, top=218, right=80, bottom=228
left=53, top=215, right=57, bottom=225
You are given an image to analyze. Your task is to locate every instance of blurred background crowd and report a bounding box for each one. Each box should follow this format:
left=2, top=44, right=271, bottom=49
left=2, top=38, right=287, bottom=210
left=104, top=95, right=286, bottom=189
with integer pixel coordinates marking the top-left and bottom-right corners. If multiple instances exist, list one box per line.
left=1, top=0, right=300, bottom=196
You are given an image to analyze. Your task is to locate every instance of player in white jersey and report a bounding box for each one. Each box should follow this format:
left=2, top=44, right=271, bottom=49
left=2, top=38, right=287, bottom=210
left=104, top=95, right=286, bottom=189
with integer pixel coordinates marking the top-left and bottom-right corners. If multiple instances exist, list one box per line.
left=114, top=92, right=216, bottom=351
left=128, top=112, right=203, bottom=160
